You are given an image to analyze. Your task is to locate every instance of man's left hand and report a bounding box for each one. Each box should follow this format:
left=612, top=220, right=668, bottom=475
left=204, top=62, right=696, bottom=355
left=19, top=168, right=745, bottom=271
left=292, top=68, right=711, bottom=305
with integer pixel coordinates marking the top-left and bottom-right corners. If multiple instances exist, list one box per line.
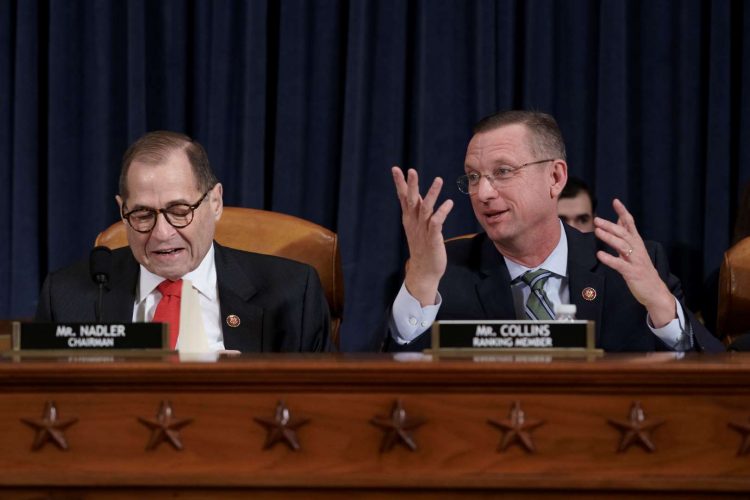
left=593, top=199, right=676, bottom=328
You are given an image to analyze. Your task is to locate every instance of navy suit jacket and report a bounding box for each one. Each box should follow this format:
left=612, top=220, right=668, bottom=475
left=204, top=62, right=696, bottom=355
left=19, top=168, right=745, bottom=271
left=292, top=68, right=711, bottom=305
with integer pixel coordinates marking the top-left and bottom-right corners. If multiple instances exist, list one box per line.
left=36, top=243, right=332, bottom=352
left=386, top=225, right=724, bottom=353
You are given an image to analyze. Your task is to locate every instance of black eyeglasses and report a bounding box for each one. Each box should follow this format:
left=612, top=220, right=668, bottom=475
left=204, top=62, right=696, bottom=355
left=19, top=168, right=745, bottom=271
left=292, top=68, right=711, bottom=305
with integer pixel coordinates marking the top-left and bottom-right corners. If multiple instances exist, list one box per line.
left=121, top=189, right=212, bottom=233
left=456, top=159, right=555, bottom=194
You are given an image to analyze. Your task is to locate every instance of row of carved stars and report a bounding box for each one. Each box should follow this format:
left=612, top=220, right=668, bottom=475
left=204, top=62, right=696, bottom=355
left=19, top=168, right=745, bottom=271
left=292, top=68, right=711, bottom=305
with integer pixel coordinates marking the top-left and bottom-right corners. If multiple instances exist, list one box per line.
left=18, top=399, right=750, bottom=455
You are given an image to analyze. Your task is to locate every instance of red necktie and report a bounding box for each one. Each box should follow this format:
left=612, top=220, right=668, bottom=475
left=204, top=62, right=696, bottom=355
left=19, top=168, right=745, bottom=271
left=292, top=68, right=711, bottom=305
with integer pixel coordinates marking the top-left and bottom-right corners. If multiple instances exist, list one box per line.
left=152, top=279, right=182, bottom=349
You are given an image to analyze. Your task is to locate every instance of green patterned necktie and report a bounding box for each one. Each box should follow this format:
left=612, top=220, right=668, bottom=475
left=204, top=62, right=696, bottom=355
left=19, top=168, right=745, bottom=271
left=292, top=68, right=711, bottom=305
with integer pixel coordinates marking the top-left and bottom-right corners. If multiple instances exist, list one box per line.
left=518, top=269, right=555, bottom=320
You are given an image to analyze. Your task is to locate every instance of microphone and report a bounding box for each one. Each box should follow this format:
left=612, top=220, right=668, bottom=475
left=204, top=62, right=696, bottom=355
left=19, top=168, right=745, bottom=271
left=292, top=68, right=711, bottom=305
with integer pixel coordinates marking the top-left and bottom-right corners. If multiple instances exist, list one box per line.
left=89, top=246, right=112, bottom=322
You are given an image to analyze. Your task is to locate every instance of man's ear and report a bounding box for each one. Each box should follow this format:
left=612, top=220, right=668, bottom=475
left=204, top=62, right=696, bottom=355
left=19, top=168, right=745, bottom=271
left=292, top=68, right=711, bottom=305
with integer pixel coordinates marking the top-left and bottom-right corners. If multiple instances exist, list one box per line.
left=210, top=183, right=224, bottom=221
left=550, top=160, right=568, bottom=199
left=115, top=195, right=125, bottom=220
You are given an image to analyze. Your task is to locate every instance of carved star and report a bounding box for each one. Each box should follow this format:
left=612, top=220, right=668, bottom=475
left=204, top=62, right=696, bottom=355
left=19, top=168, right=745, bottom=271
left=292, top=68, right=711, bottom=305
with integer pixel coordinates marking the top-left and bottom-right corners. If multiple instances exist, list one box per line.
left=370, top=399, right=426, bottom=453
left=21, top=401, right=78, bottom=451
left=608, top=401, right=665, bottom=453
left=729, top=417, right=750, bottom=456
left=253, top=400, right=310, bottom=451
left=138, top=400, right=193, bottom=451
left=487, top=401, right=545, bottom=453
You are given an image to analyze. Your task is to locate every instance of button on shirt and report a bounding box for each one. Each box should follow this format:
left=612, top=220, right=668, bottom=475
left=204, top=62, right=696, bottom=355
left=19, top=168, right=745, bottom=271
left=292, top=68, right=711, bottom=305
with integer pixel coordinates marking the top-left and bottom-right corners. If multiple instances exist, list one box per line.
left=133, top=244, right=225, bottom=351
left=392, top=220, right=692, bottom=350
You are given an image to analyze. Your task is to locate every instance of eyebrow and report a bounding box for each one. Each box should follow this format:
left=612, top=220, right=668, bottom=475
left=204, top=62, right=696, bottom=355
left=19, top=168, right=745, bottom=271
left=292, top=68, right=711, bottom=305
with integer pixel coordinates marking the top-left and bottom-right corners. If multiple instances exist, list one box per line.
left=164, top=199, right=194, bottom=207
left=127, top=198, right=193, bottom=210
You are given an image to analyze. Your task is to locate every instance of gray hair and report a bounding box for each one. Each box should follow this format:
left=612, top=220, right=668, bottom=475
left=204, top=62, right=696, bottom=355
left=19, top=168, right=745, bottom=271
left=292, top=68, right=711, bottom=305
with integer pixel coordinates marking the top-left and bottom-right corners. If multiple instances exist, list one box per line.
left=473, top=110, right=566, bottom=161
left=119, top=130, right=218, bottom=200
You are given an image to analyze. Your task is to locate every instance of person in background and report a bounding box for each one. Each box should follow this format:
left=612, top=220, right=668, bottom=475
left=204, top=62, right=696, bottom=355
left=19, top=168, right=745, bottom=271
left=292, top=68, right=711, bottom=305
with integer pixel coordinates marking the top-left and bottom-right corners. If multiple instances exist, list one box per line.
left=558, top=176, right=596, bottom=233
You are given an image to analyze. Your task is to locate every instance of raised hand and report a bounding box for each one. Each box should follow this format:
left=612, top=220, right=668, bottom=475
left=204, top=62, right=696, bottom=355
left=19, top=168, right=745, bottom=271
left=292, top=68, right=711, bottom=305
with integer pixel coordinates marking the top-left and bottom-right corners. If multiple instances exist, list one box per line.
left=392, top=166, right=454, bottom=306
left=593, top=198, right=676, bottom=327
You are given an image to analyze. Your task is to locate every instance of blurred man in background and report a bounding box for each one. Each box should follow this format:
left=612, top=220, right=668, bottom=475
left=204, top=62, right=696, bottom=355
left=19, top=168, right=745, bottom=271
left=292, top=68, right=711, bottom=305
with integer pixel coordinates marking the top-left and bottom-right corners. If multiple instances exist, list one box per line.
left=558, top=176, right=596, bottom=233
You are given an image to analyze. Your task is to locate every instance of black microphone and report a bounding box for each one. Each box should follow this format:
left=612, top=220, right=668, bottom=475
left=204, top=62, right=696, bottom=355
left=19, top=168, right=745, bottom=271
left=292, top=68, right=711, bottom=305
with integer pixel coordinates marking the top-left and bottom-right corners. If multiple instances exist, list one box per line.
left=89, top=246, right=112, bottom=322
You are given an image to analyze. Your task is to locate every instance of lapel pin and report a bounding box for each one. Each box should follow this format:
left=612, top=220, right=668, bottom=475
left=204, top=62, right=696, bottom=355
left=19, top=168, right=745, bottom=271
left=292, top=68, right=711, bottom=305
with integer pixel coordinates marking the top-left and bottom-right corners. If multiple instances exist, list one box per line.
left=226, top=315, right=241, bottom=328
left=582, top=287, right=597, bottom=301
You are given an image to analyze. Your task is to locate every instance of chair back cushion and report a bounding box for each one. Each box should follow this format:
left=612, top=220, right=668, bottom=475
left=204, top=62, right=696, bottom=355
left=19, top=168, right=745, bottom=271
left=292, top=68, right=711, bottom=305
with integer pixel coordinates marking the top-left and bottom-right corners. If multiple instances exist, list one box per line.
left=718, top=236, right=750, bottom=341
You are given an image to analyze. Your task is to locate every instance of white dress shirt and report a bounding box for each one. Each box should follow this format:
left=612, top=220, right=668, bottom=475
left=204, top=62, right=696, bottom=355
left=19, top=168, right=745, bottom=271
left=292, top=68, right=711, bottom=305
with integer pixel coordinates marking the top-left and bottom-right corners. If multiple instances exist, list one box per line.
left=392, top=221, right=691, bottom=350
left=133, top=244, right=225, bottom=351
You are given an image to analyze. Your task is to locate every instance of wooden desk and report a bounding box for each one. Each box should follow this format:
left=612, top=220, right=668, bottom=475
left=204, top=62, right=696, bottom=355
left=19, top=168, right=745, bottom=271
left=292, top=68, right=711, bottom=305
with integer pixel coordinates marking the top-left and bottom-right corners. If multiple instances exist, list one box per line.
left=0, top=353, right=749, bottom=498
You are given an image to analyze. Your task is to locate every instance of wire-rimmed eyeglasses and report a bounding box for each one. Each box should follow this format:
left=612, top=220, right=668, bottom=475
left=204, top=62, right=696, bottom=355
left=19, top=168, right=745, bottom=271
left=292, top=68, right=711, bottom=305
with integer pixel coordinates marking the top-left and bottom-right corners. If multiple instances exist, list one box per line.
left=456, top=159, right=555, bottom=194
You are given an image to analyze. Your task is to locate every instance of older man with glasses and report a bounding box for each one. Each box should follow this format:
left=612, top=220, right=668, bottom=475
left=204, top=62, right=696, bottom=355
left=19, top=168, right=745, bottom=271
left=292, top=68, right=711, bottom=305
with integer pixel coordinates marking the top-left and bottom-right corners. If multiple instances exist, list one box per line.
left=386, top=110, right=723, bottom=353
left=36, top=131, right=331, bottom=353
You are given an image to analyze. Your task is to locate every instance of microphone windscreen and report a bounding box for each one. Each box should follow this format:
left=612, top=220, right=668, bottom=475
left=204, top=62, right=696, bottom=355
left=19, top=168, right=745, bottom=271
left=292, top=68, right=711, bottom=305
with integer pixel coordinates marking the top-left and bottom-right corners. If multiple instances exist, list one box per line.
left=90, top=246, right=112, bottom=284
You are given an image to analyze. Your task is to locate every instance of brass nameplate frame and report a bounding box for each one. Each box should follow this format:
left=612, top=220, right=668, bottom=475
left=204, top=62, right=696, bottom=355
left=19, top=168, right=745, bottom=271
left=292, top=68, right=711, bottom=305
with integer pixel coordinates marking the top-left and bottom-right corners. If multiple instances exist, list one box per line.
left=9, top=322, right=170, bottom=356
left=431, top=320, right=600, bottom=355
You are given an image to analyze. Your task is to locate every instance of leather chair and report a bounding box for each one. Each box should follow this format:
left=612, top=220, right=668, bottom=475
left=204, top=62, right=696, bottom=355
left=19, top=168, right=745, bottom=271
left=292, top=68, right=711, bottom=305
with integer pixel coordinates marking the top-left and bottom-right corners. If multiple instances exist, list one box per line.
left=444, top=233, right=477, bottom=243
left=95, top=207, right=344, bottom=347
left=717, top=236, right=750, bottom=345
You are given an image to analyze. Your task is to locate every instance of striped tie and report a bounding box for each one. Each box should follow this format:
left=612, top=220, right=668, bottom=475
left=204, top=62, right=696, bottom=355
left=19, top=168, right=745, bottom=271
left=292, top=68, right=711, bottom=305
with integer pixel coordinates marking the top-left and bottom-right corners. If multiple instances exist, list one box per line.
left=519, top=269, right=555, bottom=320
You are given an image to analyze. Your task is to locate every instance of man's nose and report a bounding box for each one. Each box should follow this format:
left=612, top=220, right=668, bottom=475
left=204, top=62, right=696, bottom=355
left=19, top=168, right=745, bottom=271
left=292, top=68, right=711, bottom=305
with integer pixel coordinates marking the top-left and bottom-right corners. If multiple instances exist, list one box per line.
left=151, top=212, right=177, bottom=238
left=475, top=175, right=498, bottom=201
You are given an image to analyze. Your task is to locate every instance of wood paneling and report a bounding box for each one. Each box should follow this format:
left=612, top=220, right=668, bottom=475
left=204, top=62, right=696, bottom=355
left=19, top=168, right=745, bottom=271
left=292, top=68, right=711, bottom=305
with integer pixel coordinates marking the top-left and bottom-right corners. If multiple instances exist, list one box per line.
left=0, top=353, right=749, bottom=497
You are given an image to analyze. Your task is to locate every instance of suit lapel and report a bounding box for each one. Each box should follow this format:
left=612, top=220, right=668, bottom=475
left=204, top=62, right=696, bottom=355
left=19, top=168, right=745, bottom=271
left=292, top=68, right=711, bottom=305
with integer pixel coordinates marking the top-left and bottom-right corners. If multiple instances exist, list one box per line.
left=476, top=236, right=517, bottom=319
left=565, top=226, right=605, bottom=344
left=214, top=244, right=264, bottom=352
left=101, top=249, right=139, bottom=322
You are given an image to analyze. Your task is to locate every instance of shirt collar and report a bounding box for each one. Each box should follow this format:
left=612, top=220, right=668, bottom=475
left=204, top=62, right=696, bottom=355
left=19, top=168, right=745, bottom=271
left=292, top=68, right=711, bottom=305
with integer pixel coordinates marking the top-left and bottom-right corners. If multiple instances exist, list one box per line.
left=136, top=244, right=217, bottom=303
left=503, top=220, right=568, bottom=280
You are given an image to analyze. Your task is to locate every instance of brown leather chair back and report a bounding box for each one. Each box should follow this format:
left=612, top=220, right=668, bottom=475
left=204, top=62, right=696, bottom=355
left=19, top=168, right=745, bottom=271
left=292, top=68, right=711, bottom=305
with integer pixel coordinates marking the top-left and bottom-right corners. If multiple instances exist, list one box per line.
left=718, top=236, right=750, bottom=342
left=444, top=233, right=477, bottom=243
left=95, top=207, right=344, bottom=346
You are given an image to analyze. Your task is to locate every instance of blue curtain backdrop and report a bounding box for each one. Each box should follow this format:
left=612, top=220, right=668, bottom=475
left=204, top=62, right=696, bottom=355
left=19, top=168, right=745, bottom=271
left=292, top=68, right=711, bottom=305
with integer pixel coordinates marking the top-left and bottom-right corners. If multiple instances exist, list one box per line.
left=1, top=0, right=749, bottom=350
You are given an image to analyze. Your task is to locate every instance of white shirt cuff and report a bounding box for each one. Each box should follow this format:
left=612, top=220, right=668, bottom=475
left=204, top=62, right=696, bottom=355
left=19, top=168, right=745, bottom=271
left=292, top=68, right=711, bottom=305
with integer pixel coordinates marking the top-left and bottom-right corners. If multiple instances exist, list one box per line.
left=390, top=282, right=442, bottom=344
left=647, top=296, right=693, bottom=351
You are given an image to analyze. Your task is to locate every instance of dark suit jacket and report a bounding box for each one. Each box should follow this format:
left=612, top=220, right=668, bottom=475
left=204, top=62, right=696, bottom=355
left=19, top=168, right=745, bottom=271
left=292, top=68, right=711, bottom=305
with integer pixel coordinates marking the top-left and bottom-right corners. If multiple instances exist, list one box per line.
left=386, top=225, right=724, bottom=353
left=36, top=243, right=332, bottom=352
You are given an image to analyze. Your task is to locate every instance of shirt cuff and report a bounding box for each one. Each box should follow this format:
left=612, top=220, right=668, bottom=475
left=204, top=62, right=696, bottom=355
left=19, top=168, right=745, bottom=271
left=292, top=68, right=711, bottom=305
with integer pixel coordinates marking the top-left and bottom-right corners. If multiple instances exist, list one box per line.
left=646, top=296, right=693, bottom=351
left=390, top=282, right=442, bottom=344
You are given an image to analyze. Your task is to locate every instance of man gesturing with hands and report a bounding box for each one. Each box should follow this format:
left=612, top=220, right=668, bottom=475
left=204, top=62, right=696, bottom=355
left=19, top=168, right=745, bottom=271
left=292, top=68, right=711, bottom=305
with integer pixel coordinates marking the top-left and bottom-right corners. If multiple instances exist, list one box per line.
left=386, top=110, right=723, bottom=353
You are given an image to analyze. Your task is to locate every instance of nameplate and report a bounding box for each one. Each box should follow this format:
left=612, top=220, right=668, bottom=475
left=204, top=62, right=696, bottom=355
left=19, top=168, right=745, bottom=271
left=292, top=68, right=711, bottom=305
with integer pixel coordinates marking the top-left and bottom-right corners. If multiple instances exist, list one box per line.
left=431, top=320, right=598, bottom=354
left=11, top=322, right=169, bottom=352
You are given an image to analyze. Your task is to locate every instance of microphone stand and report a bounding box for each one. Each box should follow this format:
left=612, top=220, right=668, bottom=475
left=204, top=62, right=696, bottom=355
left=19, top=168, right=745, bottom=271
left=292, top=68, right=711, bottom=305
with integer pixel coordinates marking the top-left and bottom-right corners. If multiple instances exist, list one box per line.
left=96, top=274, right=109, bottom=323
left=90, top=246, right=112, bottom=323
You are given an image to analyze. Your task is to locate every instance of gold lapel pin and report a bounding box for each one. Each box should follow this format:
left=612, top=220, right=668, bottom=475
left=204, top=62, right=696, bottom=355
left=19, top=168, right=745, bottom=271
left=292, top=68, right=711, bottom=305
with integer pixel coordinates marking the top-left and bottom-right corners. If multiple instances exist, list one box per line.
left=226, top=315, right=241, bottom=328
left=582, top=287, right=597, bottom=301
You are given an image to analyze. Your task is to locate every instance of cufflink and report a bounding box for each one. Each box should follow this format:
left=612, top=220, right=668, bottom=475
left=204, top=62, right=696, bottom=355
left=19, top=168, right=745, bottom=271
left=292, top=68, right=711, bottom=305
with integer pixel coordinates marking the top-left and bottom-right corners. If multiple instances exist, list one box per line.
left=226, top=315, right=241, bottom=328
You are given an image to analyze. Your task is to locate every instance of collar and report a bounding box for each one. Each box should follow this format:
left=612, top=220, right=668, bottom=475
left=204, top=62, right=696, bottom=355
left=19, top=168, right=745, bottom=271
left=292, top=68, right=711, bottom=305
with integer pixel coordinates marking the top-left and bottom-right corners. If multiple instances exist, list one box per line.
left=504, top=219, right=568, bottom=280
left=136, top=244, right=217, bottom=303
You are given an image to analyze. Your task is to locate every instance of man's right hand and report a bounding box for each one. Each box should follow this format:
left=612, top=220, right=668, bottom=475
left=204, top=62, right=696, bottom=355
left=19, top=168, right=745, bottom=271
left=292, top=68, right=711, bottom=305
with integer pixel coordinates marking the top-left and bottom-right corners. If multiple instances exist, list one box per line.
left=392, top=166, right=454, bottom=307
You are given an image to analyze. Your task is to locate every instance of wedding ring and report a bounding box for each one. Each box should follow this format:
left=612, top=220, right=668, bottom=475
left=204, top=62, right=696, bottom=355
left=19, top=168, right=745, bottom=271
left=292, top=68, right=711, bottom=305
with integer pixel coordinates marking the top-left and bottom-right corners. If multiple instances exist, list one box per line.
left=625, top=248, right=633, bottom=257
